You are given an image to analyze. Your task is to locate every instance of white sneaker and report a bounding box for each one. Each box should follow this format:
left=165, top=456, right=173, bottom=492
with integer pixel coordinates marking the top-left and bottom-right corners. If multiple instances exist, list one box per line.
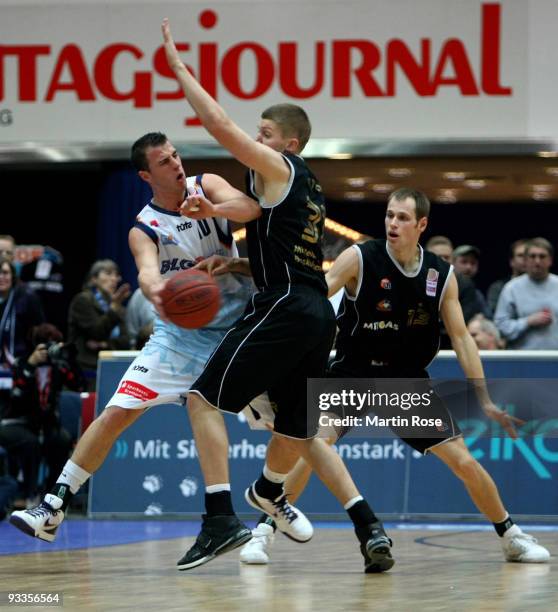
left=240, top=523, right=275, bottom=564
left=245, top=483, right=313, bottom=543
left=502, top=529, right=550, bottom=563
left=9, top=494, right=65, bottom=542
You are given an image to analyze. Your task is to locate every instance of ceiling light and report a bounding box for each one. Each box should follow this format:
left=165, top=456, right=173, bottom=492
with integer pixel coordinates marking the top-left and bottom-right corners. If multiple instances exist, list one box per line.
left=545, top=167, right=558, bottom=176
left=388, top=168, right=412, bottom=178
left=346, top=177, right=367, bottom=188
left=533, top=192, right=552, bottom=201
left=435, top=189, right=457, bottom=204
left=329, top=153, right=353, bottom=160
left=345, top=191, right=365, bottom=201
left=372, top=183, right=395, bottom=193
left=537, top=151, right=558, bottom=158
left=533, top=184, right=552, bottom=192
left=443, top=171, right=466, bottom=181
left=324, top=218, right=363, bottom=241
left=464, top=179, right=486, bottom=189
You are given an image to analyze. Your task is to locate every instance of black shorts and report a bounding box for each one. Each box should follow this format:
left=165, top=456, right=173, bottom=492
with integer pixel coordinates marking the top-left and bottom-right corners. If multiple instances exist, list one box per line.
left=327, top=361, right=462, bottom=454
left=191, top=285, right=336, bottom=439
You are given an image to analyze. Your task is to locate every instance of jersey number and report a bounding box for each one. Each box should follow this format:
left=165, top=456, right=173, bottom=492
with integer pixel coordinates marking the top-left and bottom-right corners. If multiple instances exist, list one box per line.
left=302, top=199, right=325, bottom=244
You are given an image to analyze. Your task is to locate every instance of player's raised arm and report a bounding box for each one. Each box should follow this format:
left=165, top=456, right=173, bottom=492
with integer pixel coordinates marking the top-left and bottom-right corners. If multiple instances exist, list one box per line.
left=325, top=246, right=360, bottom=298
left=162, top=18, right=289, bottom=183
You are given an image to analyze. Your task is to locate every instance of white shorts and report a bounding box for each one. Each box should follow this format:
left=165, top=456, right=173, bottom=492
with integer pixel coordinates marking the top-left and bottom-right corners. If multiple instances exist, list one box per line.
left=106, top=327, right=225, bottom=410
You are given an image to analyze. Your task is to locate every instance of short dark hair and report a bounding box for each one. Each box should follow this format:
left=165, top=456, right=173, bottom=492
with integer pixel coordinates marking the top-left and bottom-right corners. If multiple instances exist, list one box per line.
left=31, top=323, right=63, bottom=346
left=525, top=237, right=554, bottom=259
left=84, top=259, right=120, bottom=288
left=261, top=104, right=312, bottom=152
left=131, top=132, right=168, bottom=171
left=389, top=187, right=431, bottom=220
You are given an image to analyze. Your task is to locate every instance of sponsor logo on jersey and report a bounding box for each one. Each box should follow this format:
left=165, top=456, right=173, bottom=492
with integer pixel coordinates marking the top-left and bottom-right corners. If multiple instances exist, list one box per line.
left=133, top=365, right=149, bottom=373
left=376, top=299, right=392, bottom=312
left=118, top=380, right=158, bottom=401
left=426, top=268, right=439, bottom=296
left=407, top=304, right=430, bottom=326
left=149, top=219, right=159, bottom=227
left=160, top=258, right=196, bottom=274
left=363, top=320, right=399, bottom=331
left=380, top=277, right=392, bottom=290
left=176, top=220, right=193, bottom=232
left=161, top=233, right=178, bottom=246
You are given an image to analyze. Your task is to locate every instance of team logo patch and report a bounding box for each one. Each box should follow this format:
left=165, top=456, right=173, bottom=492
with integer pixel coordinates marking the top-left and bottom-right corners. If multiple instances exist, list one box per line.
left=118, top=380, right=158, bottom=401
left=380, top=277, right=392, bottom=290
left=426, top=268, right=439, bottom=297
left=376, top=299, right=392, bottom=312
left=149, top=219, right=159, bottom=227
left=161, top=234, right=178, bottom=246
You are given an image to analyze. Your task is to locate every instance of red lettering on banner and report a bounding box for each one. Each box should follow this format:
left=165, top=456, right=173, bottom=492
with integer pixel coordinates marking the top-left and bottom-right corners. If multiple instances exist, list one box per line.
left=45, top=45, right=95, bottom=101
left=481, top=3, right=511, bottom=95
left=118, top=380, right=158, bottom=401
left=3, top=3, right=512, bottom=118
left=94, top=44, right=152, bottom=108
left=279, top=42, right=325, bottom=98
left=0, top=45, right=50, bottom=101
left=332, top=40, right=383, bottom=97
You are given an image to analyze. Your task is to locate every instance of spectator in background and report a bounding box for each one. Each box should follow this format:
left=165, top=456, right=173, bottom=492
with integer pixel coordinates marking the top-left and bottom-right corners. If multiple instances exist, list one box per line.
left=0, top=324, right=86, bottom=504
left=0, top=256, right=45, bottom=395
left=125, top=287, right=156, bottom=350
left=425, top=236, right=484, bottom=348
left=452, top=244, right=490, bottom=317
left=486, top=239, right=527, bottom=316
left=67, top=259, right=131, bottom=389
left=468, top=314, right=504, bottom=350
left=494, top=238, right=558, bottom=349
left=0, top=235, right=15, bottom=262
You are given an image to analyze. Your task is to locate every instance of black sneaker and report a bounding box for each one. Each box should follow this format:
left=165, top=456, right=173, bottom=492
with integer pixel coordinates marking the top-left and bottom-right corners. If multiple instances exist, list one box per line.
left=356, top=521, right=395, bottom=573
left=177, top=514, right=252, bottom=571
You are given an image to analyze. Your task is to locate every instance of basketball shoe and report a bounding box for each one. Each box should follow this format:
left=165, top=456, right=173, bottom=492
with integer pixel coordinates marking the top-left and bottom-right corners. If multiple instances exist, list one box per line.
left=177, top=514, right=252, bottom=570
left=355, top=520, right=395, bottom=573
left=9, top=494, right=64, bottom=542
left=502, top=527, right=550, bottom=563
left=245, top=482, right=313, bottom=542
left=240, top=522, right=275, bottom=564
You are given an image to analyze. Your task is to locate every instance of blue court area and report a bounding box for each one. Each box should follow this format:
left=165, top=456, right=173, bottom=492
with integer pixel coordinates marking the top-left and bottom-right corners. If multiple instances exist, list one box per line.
left=1, top=519, right=557, bottom=556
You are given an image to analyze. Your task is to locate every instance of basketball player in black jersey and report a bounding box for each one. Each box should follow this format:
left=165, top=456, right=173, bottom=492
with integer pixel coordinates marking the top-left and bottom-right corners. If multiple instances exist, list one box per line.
left=162, top=19, right=393, bottom=573
left=242, top=187, right=549, bottom=565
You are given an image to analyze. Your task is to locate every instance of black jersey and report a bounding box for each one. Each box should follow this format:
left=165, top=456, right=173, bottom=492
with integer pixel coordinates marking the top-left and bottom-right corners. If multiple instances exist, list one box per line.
left=245, top=153, right=328, bottom=295
left=335, top=239, right=452, bottom=370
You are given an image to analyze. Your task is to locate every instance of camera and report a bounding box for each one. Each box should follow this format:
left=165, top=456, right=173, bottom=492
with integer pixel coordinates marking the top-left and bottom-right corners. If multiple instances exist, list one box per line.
left=45, top=341, right=77, bottom=366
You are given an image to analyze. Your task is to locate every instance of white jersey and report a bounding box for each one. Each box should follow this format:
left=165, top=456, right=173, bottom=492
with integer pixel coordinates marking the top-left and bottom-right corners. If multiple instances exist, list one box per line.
left=134, top=174, right=254, bottom=353
left=107, top=175, right=254, bottom=410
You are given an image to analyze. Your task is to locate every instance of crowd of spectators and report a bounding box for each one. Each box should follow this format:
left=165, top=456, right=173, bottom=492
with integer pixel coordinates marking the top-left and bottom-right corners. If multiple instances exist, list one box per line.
left=0, top=230, right=556, bottom=515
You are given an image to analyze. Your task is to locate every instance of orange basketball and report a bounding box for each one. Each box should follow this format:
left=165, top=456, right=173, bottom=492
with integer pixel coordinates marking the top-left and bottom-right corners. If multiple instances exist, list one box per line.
left=160, top=268, right=221, bottom=329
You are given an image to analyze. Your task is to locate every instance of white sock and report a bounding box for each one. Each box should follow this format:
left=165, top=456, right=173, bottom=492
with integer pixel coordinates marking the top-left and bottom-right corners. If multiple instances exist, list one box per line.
left=263, top=464, right=287, bottom=484
left=206, top=483, right=231, bottom=494
left=57, top=460, right=91, bottom=495
left=344, top=496, right=364, bottom=510
left=503, top=524, right=522, bottom=538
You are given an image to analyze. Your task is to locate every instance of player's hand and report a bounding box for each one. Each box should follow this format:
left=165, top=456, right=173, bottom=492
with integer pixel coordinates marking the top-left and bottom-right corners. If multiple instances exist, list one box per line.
left=527, top=310, right=553, bottom=327
left=195, top=255, right=234, bottom=276
left=482, top=402, right=525, bottom=439
left=180, top=189, right=217, bottom=220
left=162, top=18, right=182, bottom=73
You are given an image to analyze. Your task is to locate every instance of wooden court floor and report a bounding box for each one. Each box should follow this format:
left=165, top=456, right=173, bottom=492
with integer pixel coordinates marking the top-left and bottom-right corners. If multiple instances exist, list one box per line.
left=1, top=527, right=555, bottom=611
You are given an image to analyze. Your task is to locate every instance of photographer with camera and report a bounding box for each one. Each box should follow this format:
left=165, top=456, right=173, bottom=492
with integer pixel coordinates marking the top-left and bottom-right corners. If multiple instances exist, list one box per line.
left=0, top=323, right=86, bottom=505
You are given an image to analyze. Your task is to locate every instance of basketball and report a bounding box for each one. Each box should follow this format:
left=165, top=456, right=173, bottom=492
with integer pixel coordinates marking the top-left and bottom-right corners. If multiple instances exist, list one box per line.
left=160, top=268, right=220, bottom=329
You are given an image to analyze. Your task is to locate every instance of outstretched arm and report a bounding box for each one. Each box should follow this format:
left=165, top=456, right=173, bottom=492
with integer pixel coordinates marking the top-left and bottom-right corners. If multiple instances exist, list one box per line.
left=441, top=274, right=524, bottom=438
left=325, top=246, right=360, bottom=298
left=162, top=19, right=289, bottom=183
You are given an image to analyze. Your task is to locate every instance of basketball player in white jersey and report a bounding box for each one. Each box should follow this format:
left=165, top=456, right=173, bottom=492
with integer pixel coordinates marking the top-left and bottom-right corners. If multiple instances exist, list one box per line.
left=10, top=133, right=258, bottom=554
